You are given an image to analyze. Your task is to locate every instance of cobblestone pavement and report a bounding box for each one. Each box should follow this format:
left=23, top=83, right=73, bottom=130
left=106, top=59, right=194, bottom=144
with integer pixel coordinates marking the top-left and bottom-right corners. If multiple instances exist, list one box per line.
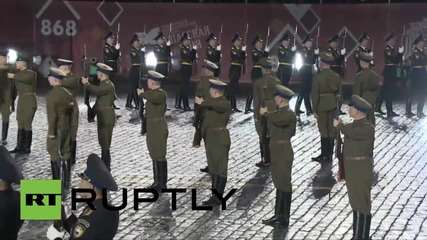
left=7, top=94, right=427, bottom=240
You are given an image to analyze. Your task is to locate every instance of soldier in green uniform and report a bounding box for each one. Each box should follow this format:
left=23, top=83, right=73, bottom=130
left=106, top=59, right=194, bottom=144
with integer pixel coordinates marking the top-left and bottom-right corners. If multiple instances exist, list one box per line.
left=81, top=63, right=116, bottom=171
left=0, top=146, right=24, bottom=239
left=277, top=33, right=296, bottom=86
left=376, top=32, right=403, bottom=118
left=244, top=35, right=269, bottom=114
left=126, top=34, right=142, bottom=110
left=260, top=85, right=297, bottom=228
left=407, top=34, right=426, bottom=118
left=58, top=59, right=79, bottom=165
left=46, top=67, right=74, bottom=187
left=353, top=33, right=373, bottom=73
left=177, top=33, right=197, bottom=111
left=103, top=31, right=120, bottom=110
left=206, top=33, right=221, bottom=77
left=333, top=95, right=375, bottom=240
left=153, top=32, right=171, bottom=78
left=46, top=153, right=119, bottom=240
left=8, top=55, right=37, bottom=154
left=228, top=33, right=246, bottom=113
left=311, top=52, right=340, bottom=163
left=0, top=52, right=12, bottom=145
left=137, top=70, right=168, bottom=190
left=353, top=52, right=379, bottom=125
left=194, top=79, right=232, bottom=206
left=253, top=58, right=280, bottom=168
left=295, top=35, right=319, bottom=116
left=194, top=60, right=218, bottom=173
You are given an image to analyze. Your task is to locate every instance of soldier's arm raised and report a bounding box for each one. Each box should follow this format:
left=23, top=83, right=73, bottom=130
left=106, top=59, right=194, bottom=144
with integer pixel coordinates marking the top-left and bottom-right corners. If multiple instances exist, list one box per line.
left=201, top=99, right=231, bottom=113
left=13, top=70, right=35, bottom=84
left=46, top=93, right=58, bottom=137
left=87, top=83, right=110, bottom=96
left=62, top=74, right=79, bottom=90
left=141, top=90, right=166, bottom=105
left=336, top=122, right=374, bottom=140
left=264, top=109, right=295, bottom=127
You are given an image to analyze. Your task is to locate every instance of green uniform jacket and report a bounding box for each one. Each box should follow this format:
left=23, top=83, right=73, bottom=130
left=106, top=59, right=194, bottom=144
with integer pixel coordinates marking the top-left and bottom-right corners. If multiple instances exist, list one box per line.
left=253, top=74, right=280, bottom=136
left=13, top=69, right=37, bottom=130
left=0, top=64, right=14, bottom=122
left=195, top=75, right=213, bottom=98
left=337, top=118, right=375, bottom=214
left=353, top=68, right=379, bottom=125
left=62, top=72, right=80, bottom=140
left=46, top=85, right=74, bottom=160
left=87, top=79, right=116, bottom=150
left=141, top=88, right=168, bottom=161
left=201, top=96, right=232, bottom=177
left=264, top=105, right=296, bottom=192
left=311, top=68, right=340, bottom=113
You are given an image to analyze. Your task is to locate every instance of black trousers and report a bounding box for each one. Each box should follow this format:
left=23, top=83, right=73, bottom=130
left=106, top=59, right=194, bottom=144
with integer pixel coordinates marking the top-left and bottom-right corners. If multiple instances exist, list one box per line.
left=277, top=65, right=292, bottom=86
left=245, top=67, right=263, bottom=111
left=295, top=66, right=313, bottom=112
left=126, top=66, right=140, bottom=107
left=180, top=65, right=192, bottom=98
left=228, top=65, right=242, bottom=103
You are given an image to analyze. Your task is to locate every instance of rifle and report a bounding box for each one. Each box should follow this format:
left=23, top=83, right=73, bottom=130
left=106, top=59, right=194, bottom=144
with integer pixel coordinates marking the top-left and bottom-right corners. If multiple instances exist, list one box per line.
left=397, top=25, right=407, bottom=78
left=139, top=44, right=147, bottom=135
left=168, top=22, right=173, bottom=74
left=260, top=79, right=270, bottom=165
left=82, top=45, right=96, bottom=123
left=192, top=102, right=203, bottom=147
left=117, top=22, right=122, bottom=74
left=54, top=166, right=68, bottom=231
left=243, top=23, right=249, bottom=74
left=293, top=25, right=298, bottom=47
left=218, top=23, right=223, bottom=67
left=335, top=97, right=345, bottom=181
left=315, top=26, right=320, bottom=72
left=266, top=26, right=270, bottom=51
left=193, top=24, right=199, bottom=76
left=341, top=29, right=347, bottom=79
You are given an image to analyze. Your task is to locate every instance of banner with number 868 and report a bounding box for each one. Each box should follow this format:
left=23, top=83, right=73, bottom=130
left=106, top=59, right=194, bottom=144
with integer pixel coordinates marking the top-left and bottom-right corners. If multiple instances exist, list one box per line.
left=41, top=19, right=77, bottom=37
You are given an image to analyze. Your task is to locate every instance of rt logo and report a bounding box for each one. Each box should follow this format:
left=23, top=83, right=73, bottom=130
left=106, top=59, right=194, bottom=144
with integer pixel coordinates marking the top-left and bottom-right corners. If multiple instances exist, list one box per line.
left=20, top=180, right=62, bottom=220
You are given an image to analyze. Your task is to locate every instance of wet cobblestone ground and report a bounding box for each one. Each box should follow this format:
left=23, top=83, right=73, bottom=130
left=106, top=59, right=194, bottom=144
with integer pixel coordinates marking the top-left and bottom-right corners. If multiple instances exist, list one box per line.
left=7, top=94, right=427, bottom=240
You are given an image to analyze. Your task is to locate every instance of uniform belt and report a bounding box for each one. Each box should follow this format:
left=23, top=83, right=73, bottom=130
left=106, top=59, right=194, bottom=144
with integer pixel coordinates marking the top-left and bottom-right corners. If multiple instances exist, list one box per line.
left=132, top=63, right=141, bottom=66
left=331, top=65, right=341, bottom=67
left=98, top=106, right=113, bottom=110
left=181, top=61, right=192, bottom=65
left=412, top=66, right=424, bottom=68
left=345, top=156, right=371, bottom=161
left=106, top=60, right=116, bottom=62
left=231, top=62, right=242, bottom=66
left=148, top=117, right=165, bottom=121
left=157, top=61, right=168, bottom=64
left=279, top=62, right=292, bottom=66
left=209, top=127, right=226, bottom=131
left=385, top=64, right=396, bottom=66
left=253, top=65, right=262, bottom=68
left=319, top=93, right=335, bottom=96
left=19, top=92, right=35, bottom=96
left=273, top=139, right=290, bottom=144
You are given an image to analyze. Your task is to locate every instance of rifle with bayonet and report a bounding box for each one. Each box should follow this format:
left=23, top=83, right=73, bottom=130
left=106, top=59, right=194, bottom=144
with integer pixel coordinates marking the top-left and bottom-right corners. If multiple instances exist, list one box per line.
left=315, top=26, right=320, bottom=72
left=243, top=23, right=249, bottom=74
left=335, top=96, right=345, bottom=181
left=341, top=29, right=347, bottom=79
left=193, top=24, right=199, bottom=76
left=82, top=44, right=96, bottom=123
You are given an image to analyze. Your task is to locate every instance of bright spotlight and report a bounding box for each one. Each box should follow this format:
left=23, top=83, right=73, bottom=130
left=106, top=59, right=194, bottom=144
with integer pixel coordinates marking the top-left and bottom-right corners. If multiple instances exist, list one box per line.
left=294, top=53, right=303, bottom=71
left=7, top=49, right=17, bottom=64
left=145, top=51, right=157, bottom=69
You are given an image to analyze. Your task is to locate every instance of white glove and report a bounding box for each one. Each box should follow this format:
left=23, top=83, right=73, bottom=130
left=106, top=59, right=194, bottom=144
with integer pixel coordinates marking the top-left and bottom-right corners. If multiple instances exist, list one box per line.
left=398, top=46, right=404, bottom=53
left=193, top=45, right=198, bottom=50
left=46, top=224, right=65, bottom=240
left=242, top=45, right=246, bottom=51
left=115, top=43, right=120, bottom=50
left=291, top=46, right=297, bottom=51
left=370, top=60, right=374, bottom=65
left=369, top=51, right=374, bottom=56
left=166, top=40, right=171, bottom=46
left=141, top=47, right=146, bottom=52
left=62, top=201, right=72, bottom=218
left=265, top=46, right=270, bottom=52
left=314, top=49, right=320, bottom=55
left=340, top=48, right=346, bottom=55
left=216, top=44, right=221, bottom=51
left=196, top=53, right=198, bottom=58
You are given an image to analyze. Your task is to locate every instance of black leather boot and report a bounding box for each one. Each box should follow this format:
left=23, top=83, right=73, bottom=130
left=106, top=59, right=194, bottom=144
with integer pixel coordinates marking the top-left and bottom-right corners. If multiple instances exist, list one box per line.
left=10, top=129, right=24, bottom=153
left=362, top=214, right=372, bottom=240
left=1, top=121, right=9, bottom=145
left=312, top=137, right=327, bottom=162
left=175, top=95, right=183, bottom=110
left=262, top=189, right=283, bottom=226
left=183, top=97, right=192, bottom=111
left=200, top=165, right=209, bottom=173
left=101, top=149, right=111, bottom=172
left=405, top=99, right=415, bottom=117
left=71, top=141, right=77, bottom=165
left=294, top=95, right=304, bottom=115
left=21, top=130, right=32, bottom=154
left=354, top=212, right=366, bottom=240
left=51, top=161, right=61, bottom=180
left=125, top=94, right=133, bottom=110
left=352, top=211, right=357, bottom=239
left=62, top=160, right=70, bottom=188
left=278, top=191, right=292, bottom=228
left=158, top=160, right=168, bottom=189
left=147, top=160, right=160, bottom=189
left=203, top=175, right=227, bottom=206
left=244, top=93, right=253, bottom=114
